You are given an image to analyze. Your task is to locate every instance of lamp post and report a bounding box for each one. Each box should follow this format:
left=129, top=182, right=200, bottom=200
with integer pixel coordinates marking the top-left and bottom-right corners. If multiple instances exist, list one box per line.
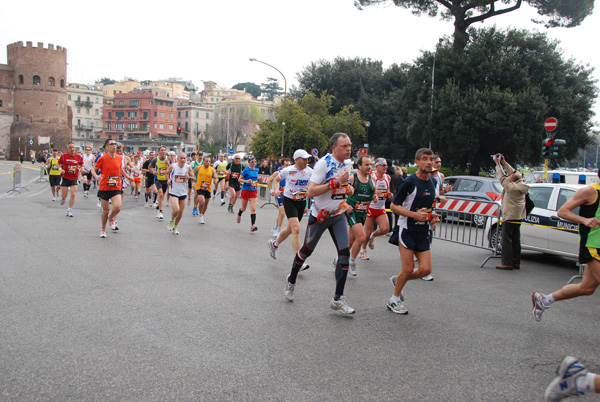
left=364, top=121, right=370, bottom=154
left=428, top=39, right=443, bottom=150
left=249, top=58, right=286, bottom=157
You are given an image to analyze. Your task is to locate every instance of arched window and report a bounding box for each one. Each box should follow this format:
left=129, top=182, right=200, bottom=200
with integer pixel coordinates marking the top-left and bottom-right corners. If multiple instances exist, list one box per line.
left=33, top=75, right=41, bottom=85
left=60, top=79, right=64, bottom=88
left=19, top=75, right=24, bottom=84
left=0, top=100, right=3, bottom=107
left=48, top=77, right=55, bottom=86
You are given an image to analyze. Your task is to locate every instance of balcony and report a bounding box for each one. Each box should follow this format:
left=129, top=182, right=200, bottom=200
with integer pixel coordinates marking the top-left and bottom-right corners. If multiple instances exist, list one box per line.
left=75, top=125, right=93, bottom=131
left=112, top=104, right=140, bottom=108
left=75, top=100, right=93, bottom=108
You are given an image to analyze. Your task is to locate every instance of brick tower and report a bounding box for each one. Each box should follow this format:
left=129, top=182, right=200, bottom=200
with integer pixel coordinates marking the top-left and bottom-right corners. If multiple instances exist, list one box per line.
left=2, top=41, right=71, bottom=160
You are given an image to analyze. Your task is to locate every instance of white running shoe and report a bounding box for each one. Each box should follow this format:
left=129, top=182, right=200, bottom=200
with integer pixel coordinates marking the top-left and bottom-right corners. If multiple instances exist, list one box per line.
left=172, top=227, right=180, bottom=235
left=66, top=210, right=73, bottom=217
left=421, top=274, right=434, bottom=281
left=158, top=212, right=164, bottom=220
left=368, top=234, right=375, bottom=250
left=97, top=200, right=102, bottom=209
left=544, top=356, right=588, bottom=402
left=155, top=209, right=160, bottom=218
left=198, top=215, right=205, bottom=224
left=145, top=201, right=149, bottom=208
left=60, top=198, right=66, bottom=205
left=110, top=218, right=118, bottom=230
left=299, top=262, right=310, bottom=271
left=348, top=260, right=357, bottom=277
left=268, top=239, right=278, bottom=259
left=99, top=229, right=107, bottom=238
left=387, top=299, right=408, bottom=314
left=52, top=196, right=56, bottom=202
left=359, top=249, right=369, bottom=260
left=532, top=291, right=546, bottom=322
left=169, top=220, right=174, bottom=232
left=330, top=296, right=355, bottom=314
left=284, top=275, right=295, bottom=301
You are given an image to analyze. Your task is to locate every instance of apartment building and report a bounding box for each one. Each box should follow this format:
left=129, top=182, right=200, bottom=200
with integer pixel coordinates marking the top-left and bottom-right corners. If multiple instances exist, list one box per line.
left=67, top=83, right=103, bottom=149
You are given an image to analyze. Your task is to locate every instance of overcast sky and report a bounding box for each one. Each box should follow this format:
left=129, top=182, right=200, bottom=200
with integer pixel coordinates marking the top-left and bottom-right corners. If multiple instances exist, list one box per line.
left=1, top=0, right=598, bottom=125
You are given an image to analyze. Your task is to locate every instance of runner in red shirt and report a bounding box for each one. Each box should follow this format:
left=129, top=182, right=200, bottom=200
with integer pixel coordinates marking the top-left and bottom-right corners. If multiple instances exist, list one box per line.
left=93, top=139, right=133, bottom=238
left=57, top=142, right=83, bottom=217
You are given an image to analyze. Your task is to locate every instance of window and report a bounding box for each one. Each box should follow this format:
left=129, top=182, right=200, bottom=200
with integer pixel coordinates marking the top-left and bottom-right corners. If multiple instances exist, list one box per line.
left=211, top=98, right=214, bottom=102
left=196, top=112, right=199, bottom=118
left=128, top=123, right=137, bottom=130
left=119, top=101, right=124, bottom=105
left=206, top=112, right=209, bottom=118
left=60, top=79, right=64, bottom=88
left=95, top=97, right=99, bottom=103
left=33, top=75, right=41, bottom=85
left=185, top=111, right=188, bottom=118
left=86, top=108, right=90, bottom=115
left=556, top=188, right=579, bottom=215
left=455, top=179, right=483, bottom=192
left=128, top=111, right=137, bottom=118
left=108, top=112, right=112, bottom=119
left=170, top=113, right=174, bottom=119
left=528, top=187, right=553, bottom=210
left=129, top=100, right=139, bottom=106
left=178, top=112, right=181, bottom=118
left=77, top=107, right=81, bottom=114
left=143, top=112, right=148, bottom=120
left=0, top=100, right=2, bottom=107
left=116, top=111, right=124, bottom=120
left=149, top=101, right=153, bottom=106
left=154, top=111, right=157, bottom=117
left=95, top=109, right=99, bottom=115
left=160, top=112, right=165, bottom=118
left=169, top=124, right=174, bottom=130
left=77, top=119, right=81, bottom=127
left=48, top=77, right=55, bottom=86
left=19, top=75, right=24, bottom=84
left=160, top=124, right=164, bottom=129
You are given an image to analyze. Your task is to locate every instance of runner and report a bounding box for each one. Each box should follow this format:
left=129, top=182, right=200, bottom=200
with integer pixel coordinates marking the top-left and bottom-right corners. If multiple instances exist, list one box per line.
left=149, top=146, right=171, bottom=220
left=226, top=154, right=243, bottom=214
left=361, top=158, right=392, bottom=260
left=94, top=149, right=104, bottom=208
left=190, top=152, right=203, bottom=216
left=267, top=158, right=291, bottom=238
left=544, top=355, right=599, bottom=401
left=45, top=148, right=61, bottom=201
left=268, top=151, right=313, bottom=270
left=387, top=148, right=440, bottom=315
left=116, top=143, right=133, bottom=202
left=187, top=152, right=197, bottom=207
left=131, top=154, right=143, bottom=200
left=194, top=155, right=218, bottom=224
left=142, top=151, right=156, bottom=208
left=92, top=139, right=133, bottom=238
left=332, top=155, right=376, bottom=277
left=283, top=133, right=356, bottom=314
left=165, top=152, right=195, bottom=234
left=213, top=153, right=228, bottom=205
left=531, top=178, right=600, bottom=322
left=237, top=157, right=260, bottom=231
left=81, top=147, right=94, bottom=198
left=57, top=142, right=83, bottom=217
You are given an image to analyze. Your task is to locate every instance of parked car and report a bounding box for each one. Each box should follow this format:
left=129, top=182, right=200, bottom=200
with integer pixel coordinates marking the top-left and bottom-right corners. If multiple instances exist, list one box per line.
left=442, top=176, right=502, bottom=227
left=486, top=183, right=583, bottom=259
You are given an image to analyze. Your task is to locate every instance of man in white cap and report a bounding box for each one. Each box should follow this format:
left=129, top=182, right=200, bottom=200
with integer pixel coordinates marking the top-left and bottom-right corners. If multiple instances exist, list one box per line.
left=268, top=150, right=313, bottom=267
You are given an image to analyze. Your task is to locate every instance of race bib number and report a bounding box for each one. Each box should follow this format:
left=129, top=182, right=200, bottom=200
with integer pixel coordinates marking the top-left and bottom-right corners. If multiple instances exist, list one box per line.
left=67, top=166, right=77, bottom=173
left=158, top=168, right=166, bottom=175
left=231, top=172, right=240, bottom=179
left=292, top=191, right=306, bottom=200
left=133, top=172, right=140, bottom=177
left=250, top=181, right=257, bottom=188
left=174, top=175, right=186, bottom=183
left=52, top=165, right=59, bottom=170
left=331, top=183, right=348, bottom=200
left=200, top=181, right=210, bottom=190
left=355, top=201, right=369, bottom=211
left=107, top=176, right=119, bottom=187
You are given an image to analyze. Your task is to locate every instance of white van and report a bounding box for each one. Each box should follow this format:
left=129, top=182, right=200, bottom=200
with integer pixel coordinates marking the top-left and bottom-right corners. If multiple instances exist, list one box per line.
left=525, top=170, right=599, bottom=185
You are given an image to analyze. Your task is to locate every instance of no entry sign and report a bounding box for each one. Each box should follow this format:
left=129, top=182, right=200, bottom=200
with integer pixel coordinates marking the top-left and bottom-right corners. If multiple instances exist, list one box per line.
left=544, top=117, right=558, bottom=132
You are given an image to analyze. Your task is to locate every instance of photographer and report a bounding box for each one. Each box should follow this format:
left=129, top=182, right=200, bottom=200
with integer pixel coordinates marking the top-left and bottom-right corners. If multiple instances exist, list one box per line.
left=493, top=154, right=530, bottom=270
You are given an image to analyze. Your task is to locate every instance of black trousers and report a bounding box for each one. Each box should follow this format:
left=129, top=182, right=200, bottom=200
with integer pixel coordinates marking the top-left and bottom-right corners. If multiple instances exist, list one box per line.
left=501, top=220, right=521, bottom=266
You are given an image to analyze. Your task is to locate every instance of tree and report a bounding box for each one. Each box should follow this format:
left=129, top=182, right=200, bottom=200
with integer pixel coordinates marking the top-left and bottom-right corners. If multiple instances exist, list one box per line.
left=232, top=82, right=262, bottom=99
left=251, top=92, right=366, bottom=159
left=355, top=0, right=594, bottom=50
left=396, top=27, right=596, bottom=174
left=95, top=77, right=115, bottom=85
left=205, top=104, right=266, bottom=149
left=261, top=77, right=283, bottom=101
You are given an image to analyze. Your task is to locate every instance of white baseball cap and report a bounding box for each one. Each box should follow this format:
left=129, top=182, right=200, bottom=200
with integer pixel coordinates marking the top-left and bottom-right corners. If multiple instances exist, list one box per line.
left=293, top=149, right=311, bottom=160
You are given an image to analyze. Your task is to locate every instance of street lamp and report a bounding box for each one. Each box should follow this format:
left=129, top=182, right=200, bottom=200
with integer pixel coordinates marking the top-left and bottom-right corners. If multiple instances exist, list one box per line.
left=428, top=39, right=443, bottom=150
left=249, top=58, right=286, bottom=157
left=364, top=121, right=370, bottom=154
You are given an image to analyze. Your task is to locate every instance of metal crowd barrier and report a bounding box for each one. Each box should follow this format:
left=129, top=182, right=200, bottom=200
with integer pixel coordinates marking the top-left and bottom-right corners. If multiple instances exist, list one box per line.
left=433, top=197, right=501, bottom=267
left=258, top=174, right=275, bottom=208
left=7, top=163, right=29, bottom=194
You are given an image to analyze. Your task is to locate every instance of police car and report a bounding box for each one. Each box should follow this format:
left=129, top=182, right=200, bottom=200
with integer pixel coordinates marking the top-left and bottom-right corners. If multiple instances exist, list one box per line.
left=486, top=183, right=584, bottom=259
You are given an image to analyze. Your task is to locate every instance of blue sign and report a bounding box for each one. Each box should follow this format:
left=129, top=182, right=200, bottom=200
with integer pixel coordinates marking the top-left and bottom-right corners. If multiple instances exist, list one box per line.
left=311, top=148, right=318, bottom=156
left=229, top=148, right=234, bottom=154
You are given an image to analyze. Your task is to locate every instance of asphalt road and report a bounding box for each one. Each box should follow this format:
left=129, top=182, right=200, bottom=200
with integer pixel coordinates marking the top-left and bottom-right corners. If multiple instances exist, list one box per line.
left=0, top=161, right=598, bottom=401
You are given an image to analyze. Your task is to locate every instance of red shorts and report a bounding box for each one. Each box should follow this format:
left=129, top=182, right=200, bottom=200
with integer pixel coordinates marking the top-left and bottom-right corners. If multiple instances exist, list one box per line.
left=241, top=189, right=257, bottom=200
left=133, top=177, right=142, bottom=183
left=367, top=208, right=387, bottom=218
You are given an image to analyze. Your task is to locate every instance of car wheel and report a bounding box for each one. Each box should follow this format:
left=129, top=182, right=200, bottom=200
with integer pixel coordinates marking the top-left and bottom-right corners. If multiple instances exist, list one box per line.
left=489, top=224, right=502, bottom=252
left=472, top=214, right=487, bottom=228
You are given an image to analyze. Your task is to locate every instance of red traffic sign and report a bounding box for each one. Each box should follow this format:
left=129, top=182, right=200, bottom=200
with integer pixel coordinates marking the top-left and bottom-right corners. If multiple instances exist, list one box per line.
left=311, top=148, right=318, bottom=157
left=358, top=148, right=368, bottom=157
left=544, top=117, right=558, bottom=132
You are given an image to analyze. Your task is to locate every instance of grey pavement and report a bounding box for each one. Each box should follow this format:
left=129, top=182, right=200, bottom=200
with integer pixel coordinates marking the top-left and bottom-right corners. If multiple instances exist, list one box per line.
left=0, top=166, right=598, bottom=401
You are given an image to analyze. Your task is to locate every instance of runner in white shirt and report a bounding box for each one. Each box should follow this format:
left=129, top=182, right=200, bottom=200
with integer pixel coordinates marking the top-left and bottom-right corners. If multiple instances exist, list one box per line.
left=361, top=158, right=393, bottom=260
left=268, top=150, right=313, bottom=266
left=165, top=152, right=195, bottom=235
left=82, top=147, right=95, bottom=198
left=131, top=155, right=143, bottom=200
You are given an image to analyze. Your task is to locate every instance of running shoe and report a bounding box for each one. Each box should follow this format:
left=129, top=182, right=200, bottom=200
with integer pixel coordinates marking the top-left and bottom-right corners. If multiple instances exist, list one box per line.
left=198, top=215, right=205, bottom=224
left=421, top=274, right=434, bottom=281
left=134, top=195, right=138, bottom=200
left=60, top=198, right=66, bottom=205
left=169, top=220, right=174, bottom=231
left=97, top=200, right=102, bottom=209
left=145, top=201, right=149, bottom=208
left=187, top=199, right=191, bottom=206
left=388, top=276, right=404, bottom=302
left=284, top=274, right=295, bottom=301
left=83, top=191, right=88, bottom=198
left=236, top=215, right=241, bottom=224
left=250, top=224, right=258, bottom=232
left=172, top=227, right=180, bottom=235
left=192, top=207, right=198, bottom=216
left=99, top=229, right=107, bottom=238
left=348, top=260, right=357, bottom=277
left=532, top=291, right=546, bottom=322
left=368, top=234, right=375, bottom=250
left=359, top=249, right=369, bottom=260
left=155, top=209, right=160, bottom=218
left=330, top=296, right=355, bottom=314
left=158, top=212, right=164, bottom=220
left=268, top=239, right=278, bottom=259
left=273, top=229, right=280, bottom=238
left=52, top=196, right=56, bottom=202
left=300, top=262, right=310, bottom=271
left=66, top=210, right=73, bottom=217
left=387, top=299, right=408, bottom=314
left=220, top=200, right=225, bottom=206
left=228, top=204, right=233, bottom=213
left=544, top=356, right=588, bottom=402
left=110, top=218, right=118, bottom=230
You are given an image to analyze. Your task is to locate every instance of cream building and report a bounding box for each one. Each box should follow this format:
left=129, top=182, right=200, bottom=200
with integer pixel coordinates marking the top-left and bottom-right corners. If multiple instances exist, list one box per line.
left=67, top=83, right=104, bottom=150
